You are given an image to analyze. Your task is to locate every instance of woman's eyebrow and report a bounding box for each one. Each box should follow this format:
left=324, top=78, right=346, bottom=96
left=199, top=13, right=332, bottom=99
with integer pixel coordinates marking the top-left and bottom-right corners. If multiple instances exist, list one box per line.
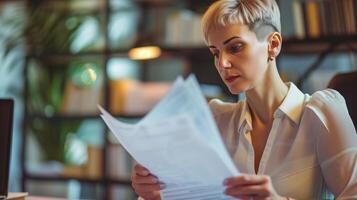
left=209, top=36, right=242, bottom=48
left=223, top=36, right=241, bottom=45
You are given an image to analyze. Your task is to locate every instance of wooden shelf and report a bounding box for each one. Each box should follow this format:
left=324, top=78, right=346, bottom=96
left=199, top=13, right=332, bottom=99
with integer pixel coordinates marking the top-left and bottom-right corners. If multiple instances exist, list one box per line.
left=282, top=36, right=357, bottom=54
left=27, top=46, right=211, bottom=59
left=25, top=173, right=131, bottom=185
left=27, top=36, right=357, bottom=61
left=26, top=113, right=143, bottom=122
left=285, top=35, right=357, bottom=44
left=26, top=0, right=191, bottom=15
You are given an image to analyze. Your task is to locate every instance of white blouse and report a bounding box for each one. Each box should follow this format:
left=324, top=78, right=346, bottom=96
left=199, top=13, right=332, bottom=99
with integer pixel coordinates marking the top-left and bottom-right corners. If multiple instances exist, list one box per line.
left=209, top=82, right=357, bottom=199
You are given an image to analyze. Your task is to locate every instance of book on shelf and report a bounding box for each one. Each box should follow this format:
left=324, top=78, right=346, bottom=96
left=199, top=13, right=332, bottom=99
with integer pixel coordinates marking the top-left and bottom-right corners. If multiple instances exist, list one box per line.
left=86, top=145, right=103, bottom=179
left=290, top=0, right=357, bottom=39
left=60, top=165, right=85, bottom=179
left=164, top=9, right=205, bottom=47
left=345, top=0, right=357, bottom=34
left=108, top=186, right=136, bottom=200
left=108, top=143, right=133, bottom=179
left=60, top=145, right=103, bottom=179
left=319, top=0, right=328, bottom=36
left=109, top=79, right=171, bottom=116
left=292, top=1, right=305, bottom=39
left=305, top=1, right=321, bottom=38
left=61, top=80, right=104, bottom=115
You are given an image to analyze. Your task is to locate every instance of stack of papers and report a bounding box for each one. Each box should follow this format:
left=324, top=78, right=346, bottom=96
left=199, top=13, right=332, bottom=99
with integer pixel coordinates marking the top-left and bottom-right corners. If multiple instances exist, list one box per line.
left=99, top=75, right=239, bottom=200
left=7, top=193, right=28, bottom=200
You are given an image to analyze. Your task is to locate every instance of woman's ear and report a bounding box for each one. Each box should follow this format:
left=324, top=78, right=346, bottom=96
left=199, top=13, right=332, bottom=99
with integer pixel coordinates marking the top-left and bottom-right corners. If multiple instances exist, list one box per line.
left=268, top=32, right=282, bottom=60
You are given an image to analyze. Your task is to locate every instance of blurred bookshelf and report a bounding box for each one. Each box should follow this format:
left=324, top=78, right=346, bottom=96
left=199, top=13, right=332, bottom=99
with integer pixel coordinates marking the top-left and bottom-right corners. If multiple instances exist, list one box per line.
left=21, top=0, right=218, bottom=200
left=279, top=0, right=357, bottom=88
left=290, top=0, right=356, bottom=39
left=20, top=0, right=357, bottom=199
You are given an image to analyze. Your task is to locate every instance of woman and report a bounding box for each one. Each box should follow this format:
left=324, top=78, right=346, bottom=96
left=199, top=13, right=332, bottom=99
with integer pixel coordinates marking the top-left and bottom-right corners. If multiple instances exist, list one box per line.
left=131, top=0, right=357, bottom=199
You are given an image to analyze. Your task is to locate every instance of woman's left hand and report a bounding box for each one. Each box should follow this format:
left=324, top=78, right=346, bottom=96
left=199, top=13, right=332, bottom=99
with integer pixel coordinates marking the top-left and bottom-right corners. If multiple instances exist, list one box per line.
left=224, top=174, right=285, bottom=200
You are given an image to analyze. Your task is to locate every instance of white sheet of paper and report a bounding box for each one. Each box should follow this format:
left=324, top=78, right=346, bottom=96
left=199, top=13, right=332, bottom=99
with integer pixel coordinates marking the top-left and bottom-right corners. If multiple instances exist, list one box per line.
left=99, top=75, right=239, bottom=199
left=138, top=75, right=237, bottom=173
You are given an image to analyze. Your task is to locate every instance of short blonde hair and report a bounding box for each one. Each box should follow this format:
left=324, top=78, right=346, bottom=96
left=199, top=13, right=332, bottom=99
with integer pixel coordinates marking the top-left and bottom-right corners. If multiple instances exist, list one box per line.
left=201, top=0, right=281, bottom=42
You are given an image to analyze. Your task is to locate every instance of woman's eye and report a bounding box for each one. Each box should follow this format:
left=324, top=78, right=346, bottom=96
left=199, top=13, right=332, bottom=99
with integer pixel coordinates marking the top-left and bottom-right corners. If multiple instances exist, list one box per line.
left=229, top=45, right=242, bottom=53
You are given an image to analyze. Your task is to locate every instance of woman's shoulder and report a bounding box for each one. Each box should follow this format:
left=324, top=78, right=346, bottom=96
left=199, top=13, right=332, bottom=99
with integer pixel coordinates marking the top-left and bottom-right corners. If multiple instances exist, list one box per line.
left=208, top=98, right=244, bottom=117
left=307, top=89, right=346, bottom=109
left=304, top=89, right=354, bottom=133
left=305, top=89, right=347, bottom=118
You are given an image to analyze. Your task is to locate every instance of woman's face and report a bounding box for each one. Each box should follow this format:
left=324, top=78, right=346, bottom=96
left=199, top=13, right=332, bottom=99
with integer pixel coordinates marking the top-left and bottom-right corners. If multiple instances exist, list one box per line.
left=207, top=23, right=270, bottom=94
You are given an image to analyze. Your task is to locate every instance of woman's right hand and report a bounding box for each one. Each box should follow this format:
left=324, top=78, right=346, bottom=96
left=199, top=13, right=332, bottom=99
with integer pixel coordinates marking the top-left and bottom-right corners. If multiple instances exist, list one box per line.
left=131, top=164, right=165, bottom=200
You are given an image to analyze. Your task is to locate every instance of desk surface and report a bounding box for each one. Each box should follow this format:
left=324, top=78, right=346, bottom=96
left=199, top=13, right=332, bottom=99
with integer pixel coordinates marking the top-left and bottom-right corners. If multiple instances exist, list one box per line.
left=26, top=196, right=66, bottom=200
left=7, top=193, right=66, bottom=200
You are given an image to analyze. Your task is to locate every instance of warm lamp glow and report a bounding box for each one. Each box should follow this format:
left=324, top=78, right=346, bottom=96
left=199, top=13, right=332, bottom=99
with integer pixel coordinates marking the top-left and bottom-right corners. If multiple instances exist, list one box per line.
left=128, top=46, right=161, bottom=60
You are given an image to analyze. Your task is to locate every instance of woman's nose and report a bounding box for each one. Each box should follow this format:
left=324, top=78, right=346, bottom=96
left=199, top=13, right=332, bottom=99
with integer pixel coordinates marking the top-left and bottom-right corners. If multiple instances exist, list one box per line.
left=218, top=54, right=232, bottom=69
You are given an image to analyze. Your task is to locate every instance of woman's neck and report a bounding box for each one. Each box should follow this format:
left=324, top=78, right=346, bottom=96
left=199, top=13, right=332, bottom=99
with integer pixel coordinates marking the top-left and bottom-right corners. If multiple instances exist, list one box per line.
left=245, top=63, right=288, bottom=124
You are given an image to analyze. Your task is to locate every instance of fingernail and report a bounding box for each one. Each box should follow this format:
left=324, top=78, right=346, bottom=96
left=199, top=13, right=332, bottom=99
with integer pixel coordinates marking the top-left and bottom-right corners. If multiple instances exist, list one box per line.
left=143, top=170, right=149, bottom=175
left=223, top=179, right=228, bottom=185
left=151, top=178, right=158, bottom=183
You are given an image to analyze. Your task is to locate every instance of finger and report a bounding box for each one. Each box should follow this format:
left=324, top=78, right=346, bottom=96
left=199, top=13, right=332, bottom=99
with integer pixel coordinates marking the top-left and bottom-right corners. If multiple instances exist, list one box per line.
left=132, top=174, right=159, bottom=184
left=132, top=182, right=166, bottom=193
left=253, top=197, right=269, bottom=200
left=137, top=192, right=158, bottom=200
left=224, top=194, right=255, bottom=200
left=225, top=185, right=270, bottom=197
left=139, top=191, right=161, bottom=200
left=224, top=174, right=269, bottom=187
left=134, top=164, right=150, bottom=176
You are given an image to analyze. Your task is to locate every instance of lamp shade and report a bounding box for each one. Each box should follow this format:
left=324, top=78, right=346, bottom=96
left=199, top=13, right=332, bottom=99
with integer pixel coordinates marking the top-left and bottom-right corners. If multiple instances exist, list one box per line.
left=128, top=45, right=161, bottom=60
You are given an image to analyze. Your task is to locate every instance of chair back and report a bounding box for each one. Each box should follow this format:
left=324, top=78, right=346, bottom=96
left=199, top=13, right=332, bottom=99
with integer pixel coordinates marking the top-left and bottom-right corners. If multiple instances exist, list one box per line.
left=328, top=71, right=357, bottom=129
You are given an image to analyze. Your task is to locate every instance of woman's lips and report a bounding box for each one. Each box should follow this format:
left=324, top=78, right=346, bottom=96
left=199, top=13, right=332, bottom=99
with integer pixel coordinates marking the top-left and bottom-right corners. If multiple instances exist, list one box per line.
left=225, top=75, right=240, bottom=83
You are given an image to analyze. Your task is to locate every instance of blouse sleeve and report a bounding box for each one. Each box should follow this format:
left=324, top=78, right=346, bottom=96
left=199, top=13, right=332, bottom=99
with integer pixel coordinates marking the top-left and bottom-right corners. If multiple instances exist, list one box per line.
left=309, top=89, right=357, bottom=198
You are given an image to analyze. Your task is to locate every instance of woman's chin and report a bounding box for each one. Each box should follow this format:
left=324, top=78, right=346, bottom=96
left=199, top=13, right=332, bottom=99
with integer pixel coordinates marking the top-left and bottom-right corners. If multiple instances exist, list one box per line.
left=226, top=81, right=253, bottom=94
left=228, top=87, right=247, bottom=95
left=225, top=79, right=251, bottom=95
